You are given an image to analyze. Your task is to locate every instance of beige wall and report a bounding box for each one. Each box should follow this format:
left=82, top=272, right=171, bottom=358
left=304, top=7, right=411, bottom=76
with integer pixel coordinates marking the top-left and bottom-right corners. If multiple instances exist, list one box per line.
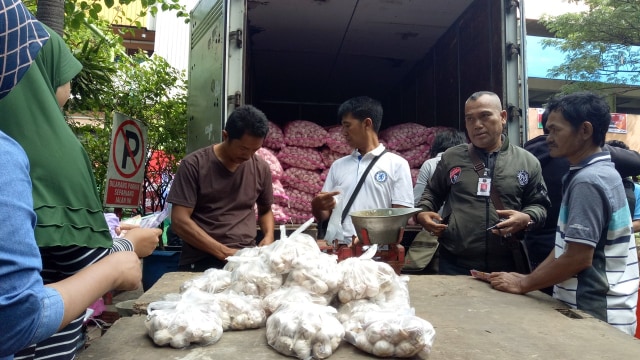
left=527, top=108, right=640, bottom=152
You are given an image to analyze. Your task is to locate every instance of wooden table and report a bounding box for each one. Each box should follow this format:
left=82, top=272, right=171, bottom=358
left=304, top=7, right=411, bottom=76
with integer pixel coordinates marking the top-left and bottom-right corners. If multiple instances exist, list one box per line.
left=80, top=272, right=639, bottom=360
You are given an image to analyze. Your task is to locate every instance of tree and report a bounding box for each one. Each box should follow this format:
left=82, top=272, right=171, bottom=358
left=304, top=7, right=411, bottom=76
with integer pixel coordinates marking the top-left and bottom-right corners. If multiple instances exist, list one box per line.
left=23, top=1, right=189, bottom=214
left=68, top=52, right=187, bottom=214
left=110, top=52, right=187, bottom=213
left=36, top=0, right=65, bottom=35
left=540, top=0, right=640, bottom=95
left=27, top=0, right=188, bottom=36
left=66, top=20, right=121, bottom=111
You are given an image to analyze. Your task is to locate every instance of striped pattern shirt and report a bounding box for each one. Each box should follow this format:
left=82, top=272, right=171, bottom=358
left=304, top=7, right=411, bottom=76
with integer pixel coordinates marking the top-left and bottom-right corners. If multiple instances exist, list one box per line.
left=14, top=238, right=133, bottom=360
left=554, top=152, right=639, bottom=336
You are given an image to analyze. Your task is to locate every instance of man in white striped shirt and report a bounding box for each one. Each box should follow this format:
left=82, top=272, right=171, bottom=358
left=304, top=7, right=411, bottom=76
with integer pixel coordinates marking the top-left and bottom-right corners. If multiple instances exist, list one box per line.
left=490, top=92, right=638, bottom=336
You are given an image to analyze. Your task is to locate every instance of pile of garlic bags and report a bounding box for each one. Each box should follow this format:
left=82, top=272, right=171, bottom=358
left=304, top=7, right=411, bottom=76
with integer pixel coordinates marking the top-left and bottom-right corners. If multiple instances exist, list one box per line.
left=145, top=219, right=436, bottom=359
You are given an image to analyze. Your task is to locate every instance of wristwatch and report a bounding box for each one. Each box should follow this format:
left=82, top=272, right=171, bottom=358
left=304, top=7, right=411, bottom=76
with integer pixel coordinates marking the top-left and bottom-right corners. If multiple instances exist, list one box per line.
left=525, top=220, right=536, bottom=231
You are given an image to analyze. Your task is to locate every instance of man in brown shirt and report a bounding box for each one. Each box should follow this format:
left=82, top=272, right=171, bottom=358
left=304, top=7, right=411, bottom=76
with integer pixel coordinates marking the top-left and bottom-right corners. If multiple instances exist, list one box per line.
left=168, top=105, right=275, bottom=271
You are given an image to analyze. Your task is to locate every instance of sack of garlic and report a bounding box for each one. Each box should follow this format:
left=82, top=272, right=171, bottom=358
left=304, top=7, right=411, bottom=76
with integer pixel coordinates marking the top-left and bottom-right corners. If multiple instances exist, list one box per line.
left=226, top=254, right=284, bottom=297
left=223, top=246, right=268, bottom=272
left=179, top=268, right=232, bottom=294
left=343, top=309, right=436, bottom=359
left=372, top=274, right=411, bottom=310
left=284, top=251, right=341, bottom=297
left=145, top=288, right=224, bottom=349
left=336, top=251, right=399, bottom=303
left=262, top=285, right=330, bottom=316
left=336, top=299, right=383, bottom=328
left=266, top=302, right=344, bottom=360
left=267, top=232, right=322, bottom=274
left=213, top=291, right=267, bottom=330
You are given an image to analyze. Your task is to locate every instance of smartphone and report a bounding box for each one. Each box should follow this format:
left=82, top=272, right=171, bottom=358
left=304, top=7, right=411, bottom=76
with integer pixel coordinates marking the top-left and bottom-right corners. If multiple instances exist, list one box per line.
left=486, top=218, right=508, bottom=231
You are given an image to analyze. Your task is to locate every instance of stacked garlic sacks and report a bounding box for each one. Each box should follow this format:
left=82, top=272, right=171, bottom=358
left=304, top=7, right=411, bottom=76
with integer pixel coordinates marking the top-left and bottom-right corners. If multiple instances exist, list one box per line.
left=277, top=120, right=328, bottom=223
left=145, top=221, right=436, bottom=359
left=380, top=123, right=448, bottom=187
left=260, top=120, right=454, bottom=226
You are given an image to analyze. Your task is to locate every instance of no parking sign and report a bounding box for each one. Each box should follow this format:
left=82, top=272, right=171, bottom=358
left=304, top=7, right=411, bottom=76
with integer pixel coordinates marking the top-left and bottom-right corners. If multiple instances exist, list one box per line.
left=104, top=112, right=148, bottom=208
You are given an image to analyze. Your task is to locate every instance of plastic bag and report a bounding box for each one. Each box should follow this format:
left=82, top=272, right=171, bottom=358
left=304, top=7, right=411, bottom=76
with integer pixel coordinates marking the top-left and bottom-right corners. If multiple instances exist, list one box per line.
left=226, top=254, right=283, bottom=297
left=145, top=288, right=224, bottom=348
left=266, top=302, right=344, bottom=360
left=336, top=245, right=399, bottom=303
left=284, top=252, right=341, bottom=297
left=213, top=291, right=267, bottom=330
left=267, top=235, right=321, bottom=274
left=322, top=194, right=343, bottom=243
left=343, top=309, right=436, bottom=359
left=262, top=286, right=330, bottom=315
left=336, top=299, right=382, bottom=326
left=179, top=268, right=232, bottom=294
left=223, top=247, right=268, bottom=273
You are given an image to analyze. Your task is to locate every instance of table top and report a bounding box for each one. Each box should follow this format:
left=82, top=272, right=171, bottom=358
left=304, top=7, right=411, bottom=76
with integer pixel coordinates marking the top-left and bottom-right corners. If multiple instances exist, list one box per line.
left=80, top=272, right=639, bottom=360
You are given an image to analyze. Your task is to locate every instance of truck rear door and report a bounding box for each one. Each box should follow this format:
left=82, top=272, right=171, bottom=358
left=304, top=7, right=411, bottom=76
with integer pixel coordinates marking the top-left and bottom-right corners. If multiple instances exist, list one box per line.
left=186, top=0, right=246, bottom=153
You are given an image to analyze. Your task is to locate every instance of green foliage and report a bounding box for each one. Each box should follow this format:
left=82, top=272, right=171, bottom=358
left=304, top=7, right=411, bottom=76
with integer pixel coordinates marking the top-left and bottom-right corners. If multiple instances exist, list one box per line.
left=67, top=118, right=112, bottom=197
left=27, top=0, right=189, bottom=212
left=66, top=21, right=121, bottom=111
left=63, top=0, right=189, bottom=31
left=540, top=0, right=640, bottom=95
left=68, top=53, right=187, bottom=212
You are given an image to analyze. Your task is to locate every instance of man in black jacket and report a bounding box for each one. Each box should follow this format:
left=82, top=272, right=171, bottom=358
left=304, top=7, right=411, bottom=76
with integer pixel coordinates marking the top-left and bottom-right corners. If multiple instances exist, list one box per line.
left=416, top=91, right=550, bottom=275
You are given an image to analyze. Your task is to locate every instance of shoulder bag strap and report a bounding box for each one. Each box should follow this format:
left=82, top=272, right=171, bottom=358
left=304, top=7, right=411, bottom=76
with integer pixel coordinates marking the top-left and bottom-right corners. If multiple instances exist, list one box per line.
left=341, top=149, right=388, bottom=223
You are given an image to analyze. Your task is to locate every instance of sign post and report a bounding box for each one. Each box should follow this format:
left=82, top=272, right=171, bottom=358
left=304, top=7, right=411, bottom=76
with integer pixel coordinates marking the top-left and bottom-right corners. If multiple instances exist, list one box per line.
left=104, top=112, right=148, bottom=208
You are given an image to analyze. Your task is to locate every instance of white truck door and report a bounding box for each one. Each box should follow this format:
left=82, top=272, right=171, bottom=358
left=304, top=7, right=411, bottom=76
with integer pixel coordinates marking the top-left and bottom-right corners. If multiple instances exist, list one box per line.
left=186, top=0, right=246, bottom=153
left=503, top=0, right=528, bottom=145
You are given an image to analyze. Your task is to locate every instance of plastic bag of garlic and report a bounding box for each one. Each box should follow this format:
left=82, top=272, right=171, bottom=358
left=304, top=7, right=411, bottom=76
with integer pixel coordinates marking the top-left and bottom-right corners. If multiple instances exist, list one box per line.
left=266, top=302, right=344, bottom=360
left=145, top=218, right=437, bottom=357
left=343, top=308, right=436, bottom=359
left=145, top=288, right=224, bottom=348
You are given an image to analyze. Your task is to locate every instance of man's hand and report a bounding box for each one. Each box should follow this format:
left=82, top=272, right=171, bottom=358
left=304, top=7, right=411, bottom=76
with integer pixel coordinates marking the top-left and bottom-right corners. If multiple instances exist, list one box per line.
left=312, top=191, right=340, bottom=212
left=124, top=228, right=162, bottom=258
left=258, top=233, right=275, bottom=246
left=415, top=211, right=447, bottom=236
left=489, top=272, right=527, bottom=294
left=490, top=209, right=531, bottom=238
left=223, top=247, right=238, bottom=259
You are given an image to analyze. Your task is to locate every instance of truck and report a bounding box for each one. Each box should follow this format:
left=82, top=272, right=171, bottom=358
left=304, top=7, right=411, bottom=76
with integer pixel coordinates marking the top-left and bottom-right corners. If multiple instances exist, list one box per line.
left=185, top=0, right=528, bottom=153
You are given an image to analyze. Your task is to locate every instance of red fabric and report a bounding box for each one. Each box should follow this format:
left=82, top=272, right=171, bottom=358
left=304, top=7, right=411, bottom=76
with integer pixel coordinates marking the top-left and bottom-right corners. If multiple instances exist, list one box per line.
left=636, top=296, right=640, bottom=339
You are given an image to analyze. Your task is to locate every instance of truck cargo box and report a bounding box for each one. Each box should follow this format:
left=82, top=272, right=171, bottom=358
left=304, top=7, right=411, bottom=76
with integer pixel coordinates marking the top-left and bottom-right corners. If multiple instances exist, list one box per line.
left=186, top=0, right=526, bottom=153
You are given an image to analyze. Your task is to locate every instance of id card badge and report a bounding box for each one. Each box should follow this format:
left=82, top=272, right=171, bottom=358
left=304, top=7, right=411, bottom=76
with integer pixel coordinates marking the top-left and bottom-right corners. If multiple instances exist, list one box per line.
left=477, top=177, right=492, bottom=197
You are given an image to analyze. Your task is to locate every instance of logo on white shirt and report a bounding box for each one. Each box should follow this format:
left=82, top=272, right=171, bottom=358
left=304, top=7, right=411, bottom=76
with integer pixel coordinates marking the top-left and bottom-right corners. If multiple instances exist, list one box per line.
left=374, top=170, right=388, bottom=183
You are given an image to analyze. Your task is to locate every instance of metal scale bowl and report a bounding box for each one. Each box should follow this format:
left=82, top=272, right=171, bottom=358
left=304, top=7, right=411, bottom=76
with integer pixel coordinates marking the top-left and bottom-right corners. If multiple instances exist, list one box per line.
left=350, top=208, right=422, bottom=274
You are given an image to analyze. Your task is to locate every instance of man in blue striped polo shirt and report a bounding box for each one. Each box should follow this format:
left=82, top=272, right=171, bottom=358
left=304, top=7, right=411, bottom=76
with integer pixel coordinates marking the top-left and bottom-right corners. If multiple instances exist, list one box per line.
left=490, top=91, right=638, bottom=336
